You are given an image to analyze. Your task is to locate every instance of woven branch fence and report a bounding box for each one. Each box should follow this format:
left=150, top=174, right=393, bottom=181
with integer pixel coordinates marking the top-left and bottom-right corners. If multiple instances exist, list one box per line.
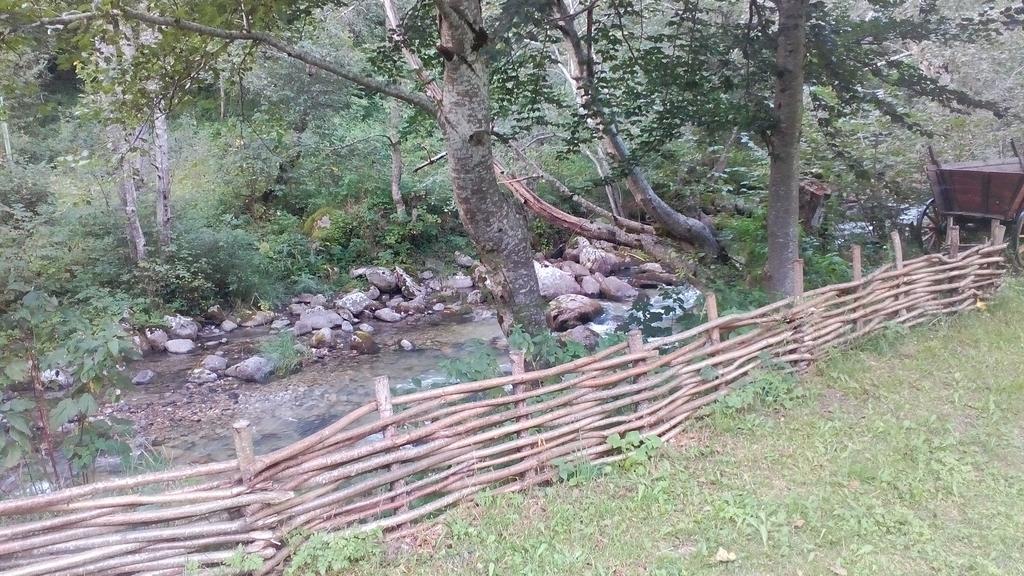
left=0, top=230, right=1009, bottom=576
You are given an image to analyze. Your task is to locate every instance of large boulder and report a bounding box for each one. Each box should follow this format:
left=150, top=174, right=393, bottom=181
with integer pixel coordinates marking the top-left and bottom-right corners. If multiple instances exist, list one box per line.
left=374, top=308, right=403, bottom=323
left=580, top=275, right=601, bottom=297
left=577, top=239, right=624, bottom=275
left=455, top=252, right=477, bottom=268
left=558, top=260, right=591, bottom=278
left=534, top=262, right=583, bottom=299
left=205, top=305, right=227, bottom=324
left=599, top=275, right=638, bottom=301
left=145, top=328, right=169, bottom=352
left=395, top=267, right=426, bottom=299
left=219, top=320, right=238, bottom=333
left=350, top=331, right=380, bottom=355
left=444, top=274, right=474, bottom=290
left=292, top=320, right=313, bottom=336
left=225, top=356, right=276, bottom=383
left=335, top=291, right=374, bottom=315
left=546, top=294, right=604, bottom=331
left=560, top=325, right=601, bottom=350
left=200, top=355, right=228, bottom=373
left=287, top=303, right=309, bottom=316
left=293, top=293, right=327, bottom=307
left=240, top=310, right=275, bottom=328
left=165, top=339, right=197, bottom=354
left=187, top=368, right=218, bottom=384
left=311, top=327, right=334, bottom=348
left=163, top=315, right=198, bottom=340
left=396, top=297, right=427, bottom=315
left=633, top=271, right=677, bottom=288
left=364, top=267, right=399, bottom=293
left=299, top=307, right=344, bottom=330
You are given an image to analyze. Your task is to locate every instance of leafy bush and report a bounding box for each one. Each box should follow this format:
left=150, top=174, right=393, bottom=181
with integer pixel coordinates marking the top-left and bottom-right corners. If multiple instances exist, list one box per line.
left=286, top=531, right=382, bottom=576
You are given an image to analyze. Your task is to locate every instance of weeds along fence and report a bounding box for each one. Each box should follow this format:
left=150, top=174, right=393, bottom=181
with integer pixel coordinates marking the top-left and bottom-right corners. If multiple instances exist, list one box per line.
left=0, top=230, right=1009, bottom=576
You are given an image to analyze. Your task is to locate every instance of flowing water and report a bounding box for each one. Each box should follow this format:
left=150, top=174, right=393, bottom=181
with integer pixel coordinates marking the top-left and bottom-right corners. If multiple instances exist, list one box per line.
left=119, top=285, right=700, bottom=468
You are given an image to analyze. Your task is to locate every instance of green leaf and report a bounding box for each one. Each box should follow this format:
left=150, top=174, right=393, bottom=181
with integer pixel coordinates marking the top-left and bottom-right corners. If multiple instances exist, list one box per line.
left=3, top=359, right=29, bottom=383
left=2, top=398, right=35, bottom=412
left=78, top=393, right=99, bottom=416
left=49, top=397, right=80, bottom=429
left=700, top=365, right=720, bottom=381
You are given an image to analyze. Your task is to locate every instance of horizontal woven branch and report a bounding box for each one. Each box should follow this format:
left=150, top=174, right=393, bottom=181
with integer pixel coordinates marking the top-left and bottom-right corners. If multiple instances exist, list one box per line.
left=0, top=237, right=1008, bottom=576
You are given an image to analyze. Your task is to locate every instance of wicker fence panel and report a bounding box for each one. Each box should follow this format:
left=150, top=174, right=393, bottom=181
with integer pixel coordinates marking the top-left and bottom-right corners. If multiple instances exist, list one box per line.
left=0, top=234, right=1008, bottom=576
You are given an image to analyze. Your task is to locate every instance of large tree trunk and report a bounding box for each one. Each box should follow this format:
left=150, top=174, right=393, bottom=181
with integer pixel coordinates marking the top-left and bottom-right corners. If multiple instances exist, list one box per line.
left=765, top=0, right=809, bottom=297
left=435, top=0, right=546, bottom=335
left=108, top=124, right=148, bottom=262
left=388, top=101, right=408, bottom=219
left=152, top=107, right=172, bottom=249
left=550, top=0, right=722, bottom=256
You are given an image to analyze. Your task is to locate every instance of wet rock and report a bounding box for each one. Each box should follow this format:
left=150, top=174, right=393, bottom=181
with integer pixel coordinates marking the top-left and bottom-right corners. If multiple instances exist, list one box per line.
left=455, top=252, right=477, bottom=268
left=580, top=275, right=601, bottom=297
left=444, top=274, right=474, bottom=290
left=396, top=266, right=426, bottom=299
left=240, top=310, right=275, bottom=328
left=432, top=303, right=446, bottom=313
left=466, top=290, right=483, bottom=304
left=293, top=293, right=327, bottom=307
left=205, top=305, right=227, bottom=324
left=340, top=321, right=354, bottom=332
left=311, top=327, right=334, bottom=348
left=374, top=308, right=403, bottom=323
left=350, top=331, right=380, bottom=355
left=558, top=260, right=591, bottom=278
left=364, top=267, right=399, bottom=293
left=387, top=295, right=405, bottom=308
left=131, top=369, right=156, bottom=385
left=335, top=291, right=374, bottom=315
left=188, top=368, right=218, bottom=384
left=163, top=315, right=199, bottom=340
left=546, top=294, right=604, bottom=331
left=396, top=297, right=427, bottom=315
left=287, top=303, right=309, bottom=316
left=225, top=356, right=275, bottom=383
left=292, top=320, right=313, bottom=336
left=633, top=271, right=676, bottom=288
left=165, top=339, right=197, bottom=354
left=578, top=239, right=624, bottom=275
left=357, top=322, right=375, bottom=333
left=560, top=325, right=601, bottom=351
left=299, top=307, right=344, bottom=330
left=534, top=262, right=583, bottom=299
left=399, top=339, right=415, bottom=351
left=270, top=318, right=291, bottom=330
left=219, top=320, right=238, bottom=333
left=638, top=262, right=665, bottom=273
left=198, top=325, right=223, bottom=339
left=599, top=275, right=638, bottom=301
left=201, top=355, right=228, bottom=373
left=366, top=286, right=382, bottom=301
left=145, top=328, right=168, bottom=351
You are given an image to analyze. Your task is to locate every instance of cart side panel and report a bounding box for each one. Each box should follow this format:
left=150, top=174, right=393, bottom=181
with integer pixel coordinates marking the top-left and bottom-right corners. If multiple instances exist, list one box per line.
left=925, top=166, right=951, bottom=213
left=995, top=172, right=1024, bottom=219
left=941, top=170, right=988, bottom=215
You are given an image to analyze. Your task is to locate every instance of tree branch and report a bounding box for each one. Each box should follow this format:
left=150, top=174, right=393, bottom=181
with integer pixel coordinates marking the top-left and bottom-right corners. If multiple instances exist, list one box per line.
left=13, top=8, right=438, bottom=115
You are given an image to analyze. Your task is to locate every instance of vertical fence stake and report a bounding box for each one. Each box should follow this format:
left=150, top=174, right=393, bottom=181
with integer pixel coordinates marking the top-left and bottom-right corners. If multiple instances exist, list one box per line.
left=851, top=244, right=862, bottom=283
left=375, top=375, right=408, bottom=519
left=793, top=259, right=804, bottom=297
left=626, top=330, right=649, bottom=419
left=508, top=350, right=534, bottom=481
left=705, top=292, right=720, bottom=345
left=992, top=221, right=1006, bottom=246
left=890, top=231, right=903, bottom=270
left=231, top=420, right=255, bottom=483
left=949, top=224, right=960, bottom=259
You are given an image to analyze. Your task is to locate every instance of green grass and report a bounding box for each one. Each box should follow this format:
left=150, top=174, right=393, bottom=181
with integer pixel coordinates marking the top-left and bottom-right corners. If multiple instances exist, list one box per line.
left=327, top=283, right=1024, bottom=576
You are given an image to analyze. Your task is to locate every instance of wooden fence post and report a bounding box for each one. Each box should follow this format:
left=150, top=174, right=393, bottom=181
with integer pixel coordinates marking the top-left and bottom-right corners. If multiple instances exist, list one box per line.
left=508, top=350, right=535, bottom=481
left=375, top=375, right=408, bottom=518
left=705, top=292, right=720, bottom=345
left=626, top=329, right=649, bottom=417
left=793, top=259, right=804, bottom=297
left=851, top=244, right=862, bottom=282
left=890, top=231, right=903, bottom=270
left=231, top=420, right=255, bottom=483
left=992, top=221, right=1006, bottom=246
left=949, top=223, right=960, bottom=259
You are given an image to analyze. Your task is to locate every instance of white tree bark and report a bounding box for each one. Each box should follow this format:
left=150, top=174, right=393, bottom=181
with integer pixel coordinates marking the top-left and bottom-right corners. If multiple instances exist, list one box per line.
left=108, top=124, right=148, bottom=262
left=152, top=107, right=172, bottom=248
left=387, top=101, right=408, bottom=219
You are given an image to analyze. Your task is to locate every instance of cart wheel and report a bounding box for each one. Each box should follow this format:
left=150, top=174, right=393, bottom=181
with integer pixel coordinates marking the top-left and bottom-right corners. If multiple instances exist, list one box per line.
left=1009, top=211, right=1024, bottom=269
left=915, top=198, right=944, bottom=254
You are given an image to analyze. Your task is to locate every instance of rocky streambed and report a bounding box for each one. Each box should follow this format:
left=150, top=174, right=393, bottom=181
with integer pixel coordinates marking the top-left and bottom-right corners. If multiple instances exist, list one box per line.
left=110, top=239, right=701, bottom=467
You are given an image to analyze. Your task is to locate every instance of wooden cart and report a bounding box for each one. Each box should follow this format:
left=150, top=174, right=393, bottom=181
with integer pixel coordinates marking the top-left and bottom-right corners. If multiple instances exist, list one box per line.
left=916, top=141, right=1024, bottom=266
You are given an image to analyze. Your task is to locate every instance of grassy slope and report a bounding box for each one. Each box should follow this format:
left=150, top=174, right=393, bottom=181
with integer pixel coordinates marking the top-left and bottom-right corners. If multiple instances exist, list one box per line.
left=338, top=284, right=1024, bottom=576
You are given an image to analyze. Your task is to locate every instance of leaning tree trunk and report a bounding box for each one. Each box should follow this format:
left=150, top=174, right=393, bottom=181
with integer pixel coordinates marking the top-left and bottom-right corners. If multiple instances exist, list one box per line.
left=152, top=107, right=172, bottom=249
left=388, top=101, right=408, bottom=219
left=550, top=0, right=721, bottom=257
left=108, top=124, right=148, bottom=262
left=435, top=0, right=546, bottom=335
left=765, top=0, right=809, bottom=297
